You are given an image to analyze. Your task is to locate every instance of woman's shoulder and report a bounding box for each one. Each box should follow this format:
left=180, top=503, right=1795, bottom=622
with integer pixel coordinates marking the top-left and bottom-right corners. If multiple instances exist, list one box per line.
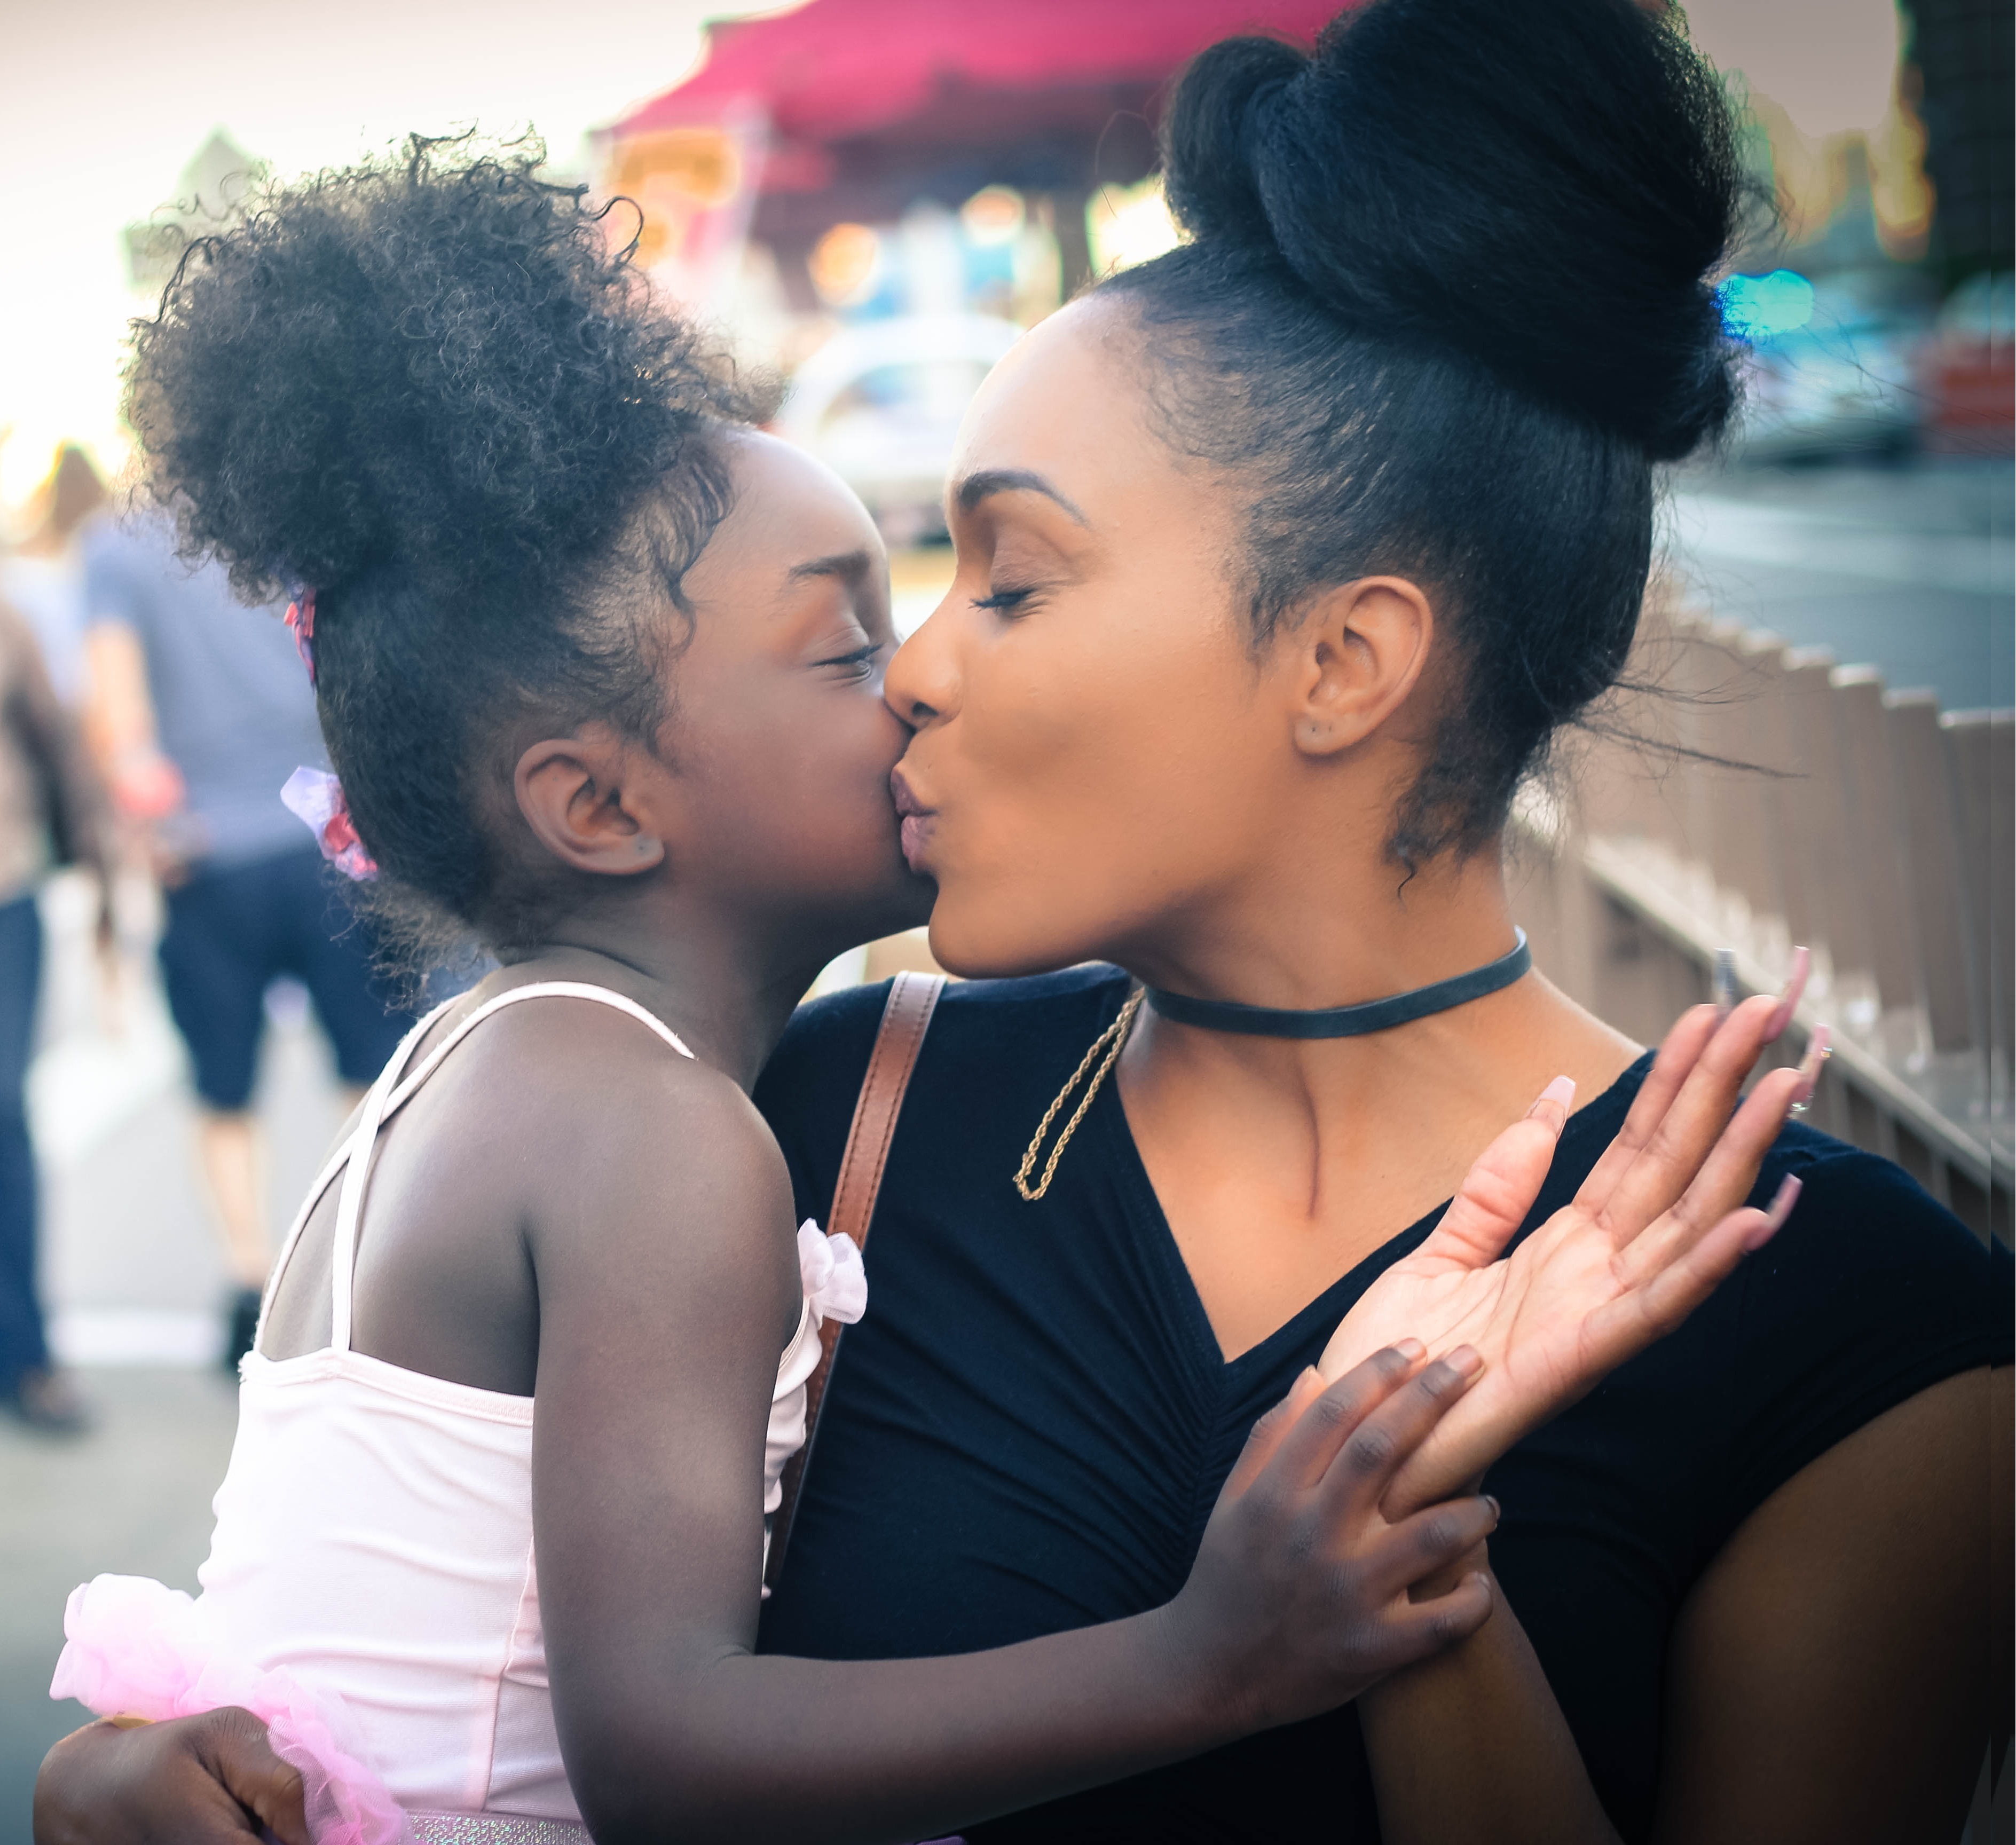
left=761, top=965, right=1131, bottom=1093
left=754, top=966, right=1133, bottom=1211
left=1561, top=1052, right=2000, bottom=1288
left=1537, top=1053, right=2010, bottom=1550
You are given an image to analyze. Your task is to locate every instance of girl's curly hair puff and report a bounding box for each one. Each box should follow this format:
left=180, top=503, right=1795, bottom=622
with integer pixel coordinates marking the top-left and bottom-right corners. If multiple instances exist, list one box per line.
left=127, top=133, right=774, bottom=955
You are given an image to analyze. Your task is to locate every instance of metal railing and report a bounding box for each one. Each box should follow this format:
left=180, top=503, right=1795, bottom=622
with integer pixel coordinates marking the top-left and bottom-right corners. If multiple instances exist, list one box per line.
left=1514, top=586, right=2013, bottom=1243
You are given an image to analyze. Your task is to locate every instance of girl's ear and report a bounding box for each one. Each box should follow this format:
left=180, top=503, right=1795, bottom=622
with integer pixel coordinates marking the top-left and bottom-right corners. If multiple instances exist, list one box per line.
left=514, top=727, right=667, bottom=876
left=1283, top=576, right=1435, bottom=758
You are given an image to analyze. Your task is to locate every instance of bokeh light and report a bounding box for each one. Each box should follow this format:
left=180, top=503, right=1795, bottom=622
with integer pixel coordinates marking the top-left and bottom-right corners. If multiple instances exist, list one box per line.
left=1718, top=269, right=1817, bottom=344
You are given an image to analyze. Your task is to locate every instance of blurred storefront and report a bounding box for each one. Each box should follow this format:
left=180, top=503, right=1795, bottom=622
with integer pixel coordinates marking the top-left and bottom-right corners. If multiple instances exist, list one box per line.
left=593, top=0, right=1337, bottom=545
left=598, top=0, right=2011, bottom=496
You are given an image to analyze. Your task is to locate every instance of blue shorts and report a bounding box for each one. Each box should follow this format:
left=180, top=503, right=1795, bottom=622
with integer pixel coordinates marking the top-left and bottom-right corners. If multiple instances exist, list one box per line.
left=158, top=845, right=418, bottom=1110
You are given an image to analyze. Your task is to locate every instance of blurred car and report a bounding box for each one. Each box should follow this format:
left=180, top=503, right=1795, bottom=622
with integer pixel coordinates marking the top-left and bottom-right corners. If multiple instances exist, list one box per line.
left=1919, top=272, right=2013, bottom=455
left=776, top=314, right=1025, bottom=542
left=1730, top=283, right=1922, bottom=463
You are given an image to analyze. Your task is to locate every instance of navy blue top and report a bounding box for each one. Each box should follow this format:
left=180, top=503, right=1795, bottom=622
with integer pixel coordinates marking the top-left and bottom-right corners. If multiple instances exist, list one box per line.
left=754, top=968, right=2012, bottom=1842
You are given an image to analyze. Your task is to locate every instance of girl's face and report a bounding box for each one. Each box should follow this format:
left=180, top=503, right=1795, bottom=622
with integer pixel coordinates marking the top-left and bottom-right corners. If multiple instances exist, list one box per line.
left=884, top=297, right=1363, bottom=980
left=665, top=432, right=933, bottom=954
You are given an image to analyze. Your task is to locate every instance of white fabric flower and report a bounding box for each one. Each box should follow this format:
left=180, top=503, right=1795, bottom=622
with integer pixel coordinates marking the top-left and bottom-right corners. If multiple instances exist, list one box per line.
left=797, top=1220, right=868, bottom=1328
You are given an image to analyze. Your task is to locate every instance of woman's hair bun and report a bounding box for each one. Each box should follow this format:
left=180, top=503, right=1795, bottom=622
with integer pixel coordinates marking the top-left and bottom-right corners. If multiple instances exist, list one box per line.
left=1159, top=0, right=1743, bottom=461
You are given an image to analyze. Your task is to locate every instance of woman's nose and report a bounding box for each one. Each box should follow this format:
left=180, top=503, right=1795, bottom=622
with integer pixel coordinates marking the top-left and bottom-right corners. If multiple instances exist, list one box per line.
left=885, top=605, right=959, bottom=728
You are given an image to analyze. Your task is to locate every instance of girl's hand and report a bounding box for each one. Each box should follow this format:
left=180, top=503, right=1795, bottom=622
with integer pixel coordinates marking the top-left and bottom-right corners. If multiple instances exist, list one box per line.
left=33, top=1708, right=307, bottom=1845
left=1317, top=992, right=1820, bottom=1521
left=1169, top=1344, right=1502, bottom=1732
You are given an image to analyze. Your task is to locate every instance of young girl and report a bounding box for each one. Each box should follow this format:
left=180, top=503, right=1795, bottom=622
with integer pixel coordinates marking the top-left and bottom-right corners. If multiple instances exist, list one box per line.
left=45, top=130, right=1807, bottom=1845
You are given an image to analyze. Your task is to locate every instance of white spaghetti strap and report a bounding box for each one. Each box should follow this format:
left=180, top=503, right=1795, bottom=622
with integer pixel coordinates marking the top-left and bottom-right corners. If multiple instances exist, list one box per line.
left=327, top=1017, right=439, bottom=1353
left=322, top=982, right=695, bottom=1351
left=379, top=981, right=694, bottom=1123
left=253, top=998, right=460, bottom=1357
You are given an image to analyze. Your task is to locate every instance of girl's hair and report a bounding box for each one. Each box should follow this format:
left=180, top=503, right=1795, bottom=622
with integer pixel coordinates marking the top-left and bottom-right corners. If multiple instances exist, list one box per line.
left=1103, top=0, right=1743, bottom=865
left=127, top=135, right=771, bottom=951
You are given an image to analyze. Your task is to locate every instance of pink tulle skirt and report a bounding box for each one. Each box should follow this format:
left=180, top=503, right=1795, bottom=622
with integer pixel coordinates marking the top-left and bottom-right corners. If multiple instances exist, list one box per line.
left=51, top=1573, right=412, bottom=1845
left=54, top=1574, right=970, bottom=1844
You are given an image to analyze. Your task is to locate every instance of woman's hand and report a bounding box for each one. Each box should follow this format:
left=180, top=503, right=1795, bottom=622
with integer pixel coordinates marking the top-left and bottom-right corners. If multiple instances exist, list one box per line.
left=1168, top=1343, right=1501, bottom=1733
left=34, top=1709, right=306, bottom=1845
left=1318, top=991, right=1821, bottom=1521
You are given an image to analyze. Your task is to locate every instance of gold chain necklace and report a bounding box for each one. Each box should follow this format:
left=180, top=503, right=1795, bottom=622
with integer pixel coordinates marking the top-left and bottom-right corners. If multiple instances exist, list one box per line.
left=1013, top=988, right=1144, bottom=1203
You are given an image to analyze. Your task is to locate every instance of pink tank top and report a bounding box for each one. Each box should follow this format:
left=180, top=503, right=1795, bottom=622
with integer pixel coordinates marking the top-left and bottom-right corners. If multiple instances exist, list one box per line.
left=190, top=982, right=861, bottom=1825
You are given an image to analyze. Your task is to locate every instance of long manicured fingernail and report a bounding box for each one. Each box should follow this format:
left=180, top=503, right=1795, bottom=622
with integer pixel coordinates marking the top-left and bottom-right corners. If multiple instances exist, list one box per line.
left=1713, top=948, right=1739, bottom=1022
left=1440, top=1344, right=1483, bottom=1379
left=1765, top=947, right=1811, bottom=1044
left=1744, top=1173, right=1802, bottom=1250
left=1484, top=1494, right=1502, bottom=1522
left=1392, top=1337, right=1426, bottom=1363
left=1790, top=1026, right=1831, bottom=1109
left=1526, top=1074, right=1576, bottom=1128
left=1764, top=1172, right=1802, bottom=1229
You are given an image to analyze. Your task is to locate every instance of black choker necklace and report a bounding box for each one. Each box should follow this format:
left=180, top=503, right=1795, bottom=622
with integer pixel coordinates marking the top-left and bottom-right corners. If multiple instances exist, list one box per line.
left=1146, top=930, right=1531, bottom=1039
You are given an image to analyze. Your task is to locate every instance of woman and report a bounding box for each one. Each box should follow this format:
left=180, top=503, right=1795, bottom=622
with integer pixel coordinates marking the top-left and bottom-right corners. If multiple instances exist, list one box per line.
left=37, top=0, right=2009, bottom=1839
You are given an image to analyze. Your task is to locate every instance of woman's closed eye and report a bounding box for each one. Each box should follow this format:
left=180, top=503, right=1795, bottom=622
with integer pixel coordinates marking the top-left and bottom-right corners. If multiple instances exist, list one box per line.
left=972, top=585, right=1044, bottom=617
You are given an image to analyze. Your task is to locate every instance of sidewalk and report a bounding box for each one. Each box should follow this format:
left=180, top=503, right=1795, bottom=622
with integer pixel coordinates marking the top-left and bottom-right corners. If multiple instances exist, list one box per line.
left=0, top=1369, right=240, bottom=1835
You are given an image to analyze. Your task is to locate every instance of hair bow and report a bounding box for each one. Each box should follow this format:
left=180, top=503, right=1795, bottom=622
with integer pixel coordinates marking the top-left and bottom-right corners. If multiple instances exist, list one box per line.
left=280, top=767, right=376, bottom=881
left=284, top=589, right=316, bottom=684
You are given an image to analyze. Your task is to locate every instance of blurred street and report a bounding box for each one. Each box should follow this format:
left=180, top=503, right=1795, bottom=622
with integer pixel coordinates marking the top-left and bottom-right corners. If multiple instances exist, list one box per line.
left=1669, top=458, right=2014, bottom=709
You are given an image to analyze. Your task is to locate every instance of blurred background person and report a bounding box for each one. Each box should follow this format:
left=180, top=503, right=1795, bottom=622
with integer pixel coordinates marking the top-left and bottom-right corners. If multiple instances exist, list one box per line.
left=0, top=582, right=112, bottom=1432
left=1, top=445, right=105, bottom=709
left=80, top=511, right=418, bottom=1370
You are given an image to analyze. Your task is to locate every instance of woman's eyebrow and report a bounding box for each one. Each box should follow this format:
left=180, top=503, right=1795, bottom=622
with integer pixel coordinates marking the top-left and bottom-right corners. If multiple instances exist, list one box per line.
left=953, top=468, right=1088, bottom=526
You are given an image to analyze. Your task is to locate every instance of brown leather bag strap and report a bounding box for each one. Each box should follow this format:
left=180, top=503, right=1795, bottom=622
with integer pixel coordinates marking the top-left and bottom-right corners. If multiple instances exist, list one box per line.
left=765, top=969, right=944, bottom=1591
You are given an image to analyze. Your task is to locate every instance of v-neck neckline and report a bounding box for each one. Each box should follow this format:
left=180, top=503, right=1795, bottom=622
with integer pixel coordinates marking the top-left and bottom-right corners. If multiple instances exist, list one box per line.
left=1088, top=1017, right=1650, bottom=1385
left=1092, top=1084, right=1444, bottom=1382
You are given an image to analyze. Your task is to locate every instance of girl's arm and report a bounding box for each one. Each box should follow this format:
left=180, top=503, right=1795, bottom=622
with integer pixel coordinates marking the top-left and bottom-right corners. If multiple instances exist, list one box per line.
left=531, top=1047, right=1494, bottom=1845
left=29, top=1022, right=1500, bottom=1845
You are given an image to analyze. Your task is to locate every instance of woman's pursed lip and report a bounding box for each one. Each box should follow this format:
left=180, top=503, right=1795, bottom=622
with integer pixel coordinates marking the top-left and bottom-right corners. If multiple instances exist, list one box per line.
left=891, top=767, right=937, bottom=869
left=889, top=767, right=935, bottom=819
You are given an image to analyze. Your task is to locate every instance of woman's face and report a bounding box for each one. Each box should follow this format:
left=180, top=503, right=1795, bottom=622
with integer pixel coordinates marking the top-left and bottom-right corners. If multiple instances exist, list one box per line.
left=885, top=296, right=1342, bottom=979
left=666, top=432, right=933, bottom=952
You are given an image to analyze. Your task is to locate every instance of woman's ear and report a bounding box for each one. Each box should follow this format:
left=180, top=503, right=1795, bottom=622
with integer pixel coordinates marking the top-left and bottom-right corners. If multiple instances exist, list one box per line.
left=514, top=726, right=667, bottom=876
left=1284, top=576, right=1435, bottom=758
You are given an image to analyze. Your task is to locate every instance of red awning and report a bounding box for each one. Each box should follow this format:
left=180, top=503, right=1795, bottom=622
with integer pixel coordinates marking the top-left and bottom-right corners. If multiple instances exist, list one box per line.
left=615, top=0, right=1346, bottom=193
